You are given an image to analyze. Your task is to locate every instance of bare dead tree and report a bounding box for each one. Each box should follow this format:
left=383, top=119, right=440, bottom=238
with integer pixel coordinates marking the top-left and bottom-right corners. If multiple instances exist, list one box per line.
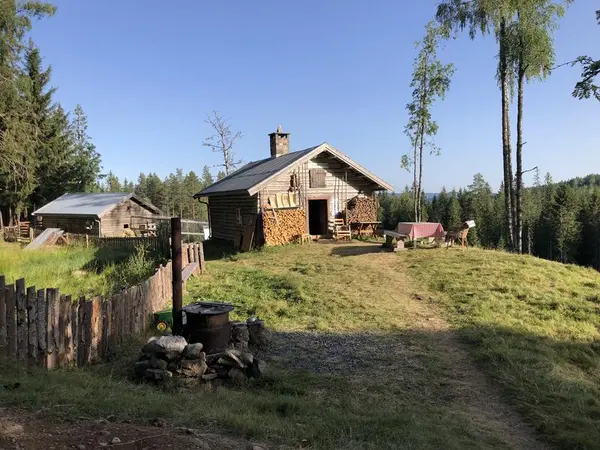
left=202, top=111, right=242, bottom=176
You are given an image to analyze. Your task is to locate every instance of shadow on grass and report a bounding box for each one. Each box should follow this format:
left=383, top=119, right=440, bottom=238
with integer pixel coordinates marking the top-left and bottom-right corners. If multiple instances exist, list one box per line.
left=329, top=244, right=390, bottom=257
left=202, top=238, right=239, bottom=262
left=1, top=325, right=598, bottom=449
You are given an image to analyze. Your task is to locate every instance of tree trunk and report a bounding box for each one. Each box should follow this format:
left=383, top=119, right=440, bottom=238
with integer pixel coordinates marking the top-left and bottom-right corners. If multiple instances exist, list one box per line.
left=499, top=19, right=514, bottom=250
left=413, top=142, right=418, bottom=222
left=418, top=133, right=424, bottom=222
left=516, top=62, right=525, bottom=254
left=416, top=63, right=428, bottom=223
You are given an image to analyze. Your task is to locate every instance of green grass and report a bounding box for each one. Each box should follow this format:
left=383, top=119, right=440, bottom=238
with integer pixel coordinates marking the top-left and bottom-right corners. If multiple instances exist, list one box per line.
left=6, top=242, right=599, bottom=449
left=403, top=247, right=600, bottom=450
left=0, top=243, right=520, bottom=450
left=0, top=242, right=161, bottom=297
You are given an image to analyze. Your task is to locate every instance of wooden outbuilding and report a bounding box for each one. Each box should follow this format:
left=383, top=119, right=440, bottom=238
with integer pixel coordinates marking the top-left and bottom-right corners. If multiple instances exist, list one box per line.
left=32, top=192, right=162, bottom=237
left=194, top=126, right=393, bottom=247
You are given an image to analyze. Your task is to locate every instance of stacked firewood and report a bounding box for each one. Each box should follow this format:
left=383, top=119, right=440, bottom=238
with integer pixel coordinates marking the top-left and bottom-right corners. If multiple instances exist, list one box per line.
left=263, top=209, right=306, bottom=246
left=345, top=196, right=379, bottom=223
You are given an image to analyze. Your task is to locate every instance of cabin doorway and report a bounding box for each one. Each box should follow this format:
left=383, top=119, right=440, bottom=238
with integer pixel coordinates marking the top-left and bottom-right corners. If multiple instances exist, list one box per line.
left=308, top=199, right=328, bottom=236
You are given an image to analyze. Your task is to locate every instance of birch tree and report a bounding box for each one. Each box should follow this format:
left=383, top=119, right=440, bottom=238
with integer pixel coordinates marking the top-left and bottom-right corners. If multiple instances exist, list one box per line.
left=402, top=22, right=454, bottom=222
left=572, top=10, right=599, bottom=101
left=436, top=0, right=570, bottom=251
left=436, top=0, right=516, bottom=247
left=507, top=0, right=570, bottom=253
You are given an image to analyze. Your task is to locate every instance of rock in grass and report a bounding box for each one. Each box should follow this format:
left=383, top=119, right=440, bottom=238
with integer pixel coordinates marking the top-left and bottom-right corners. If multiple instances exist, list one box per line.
left=247, top=320, right=271, bottom=347
left=201, top=373, right=218, bottom=381
left=183, top=343, right=205, bottom=360
left=134, top=360, right=151, bottom=377
left=224, top=349, right=247, bottom=368
left=248, top=358, right=267, bottom=378
left=232, top=324, right=250, bottom=343
left=228, top=368, right=247, bottom=383
left=144, top=368, right=173, bottom=381
left=239, top=352, right=254, bottom=366
left=180, top=360, right=208, bottom=377
left=150, top=355, right=168, bottom=370
left=141, top=336, right=187, bottom=355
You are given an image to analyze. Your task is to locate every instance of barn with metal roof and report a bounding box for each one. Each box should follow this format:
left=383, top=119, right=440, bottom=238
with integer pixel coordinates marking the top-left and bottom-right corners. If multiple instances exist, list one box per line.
left=33, top=192, right=162, bottom=237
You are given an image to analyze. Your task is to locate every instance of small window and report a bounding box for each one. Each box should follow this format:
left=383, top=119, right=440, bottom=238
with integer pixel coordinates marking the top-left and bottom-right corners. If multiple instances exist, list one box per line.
left=309, top=169, right=326, bottom=188
left=236, top=208, right=242, bottom=225
left=290, top=173, right=298, bottom=189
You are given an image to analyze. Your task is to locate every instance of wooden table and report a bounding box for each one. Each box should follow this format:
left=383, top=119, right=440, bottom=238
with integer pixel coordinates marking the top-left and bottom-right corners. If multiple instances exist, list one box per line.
left=351, top=221, right=381, bottom=237
left=395, top=222, right=445, bottom=249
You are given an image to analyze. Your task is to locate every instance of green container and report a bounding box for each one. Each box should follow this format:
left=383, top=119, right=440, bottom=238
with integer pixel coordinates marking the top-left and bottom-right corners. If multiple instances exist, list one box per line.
left=153, top=309, right=173, bottom=332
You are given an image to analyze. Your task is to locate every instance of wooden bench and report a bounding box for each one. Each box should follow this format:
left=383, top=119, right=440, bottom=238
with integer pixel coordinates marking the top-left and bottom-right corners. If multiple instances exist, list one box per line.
left=383, top=230, right=408, bottom=252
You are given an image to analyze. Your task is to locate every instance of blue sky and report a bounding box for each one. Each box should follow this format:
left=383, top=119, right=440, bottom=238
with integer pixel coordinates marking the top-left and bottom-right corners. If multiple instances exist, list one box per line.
left=29, top=0, right=599, bottom=192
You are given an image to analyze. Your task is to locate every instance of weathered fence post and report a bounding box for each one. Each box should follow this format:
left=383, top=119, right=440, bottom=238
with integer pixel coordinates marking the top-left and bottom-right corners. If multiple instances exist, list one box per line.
left=45, top=288, right=55, bottom=369
left=6, top=284, right=16, bottom=359
left=36, top=289, right=46, bottom=365
left=171, top=217, right=183, bottom=335
left=0, top=276, right=6, bottom=357
left=15, top=279, right=27, bottom=362
left=26, top=286, right=37, bottom=363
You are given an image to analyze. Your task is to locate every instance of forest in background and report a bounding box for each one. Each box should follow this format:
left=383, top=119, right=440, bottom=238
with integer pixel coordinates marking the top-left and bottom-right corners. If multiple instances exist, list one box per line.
left=0, top=2, right=226, bottom=226
left=379, top=172, right=600, bottom=269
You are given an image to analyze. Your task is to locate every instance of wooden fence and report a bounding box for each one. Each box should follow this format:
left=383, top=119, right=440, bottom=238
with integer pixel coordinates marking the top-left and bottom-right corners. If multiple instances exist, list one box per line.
left=0, top=242, right=204, bottom=368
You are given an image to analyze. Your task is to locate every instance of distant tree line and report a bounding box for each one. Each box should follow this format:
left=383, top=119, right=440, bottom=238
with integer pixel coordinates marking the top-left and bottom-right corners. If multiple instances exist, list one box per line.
left=98, top=167, right=222, bottom=221
left=0, top=2, right=101, bottom=226
left=379, top=172, right=600, bottom=270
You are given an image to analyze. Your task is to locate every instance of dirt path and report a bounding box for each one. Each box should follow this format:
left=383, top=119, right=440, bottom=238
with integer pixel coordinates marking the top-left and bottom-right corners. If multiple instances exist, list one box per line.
left=337, top=243, right=550, bottom=450
left=0, top=408, right=265, bottom=450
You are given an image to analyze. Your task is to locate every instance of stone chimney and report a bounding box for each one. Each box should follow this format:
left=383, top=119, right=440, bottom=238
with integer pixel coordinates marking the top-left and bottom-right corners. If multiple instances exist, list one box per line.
left=269, top=125, right=290, bottom=158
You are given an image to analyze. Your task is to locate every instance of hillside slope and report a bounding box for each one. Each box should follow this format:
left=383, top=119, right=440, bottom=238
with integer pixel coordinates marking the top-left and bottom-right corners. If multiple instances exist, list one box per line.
left=404, top=248, right=600, bottom=450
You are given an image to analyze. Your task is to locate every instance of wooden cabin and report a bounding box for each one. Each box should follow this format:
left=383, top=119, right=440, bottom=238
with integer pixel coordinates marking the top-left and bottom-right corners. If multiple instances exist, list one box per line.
left=194, top=126, right=393, bottom=247
left=32, top=193, right=162, bottom=237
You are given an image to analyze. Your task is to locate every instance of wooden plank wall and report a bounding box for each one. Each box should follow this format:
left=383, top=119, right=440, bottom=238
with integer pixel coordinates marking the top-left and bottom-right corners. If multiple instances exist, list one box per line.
left=0, top=242, right=204, bottom=368
left=100, top=198, right=157, bottom=237
left=261, top=151, right=377, bottom=218
left=208, top=193, right=259, bottom=243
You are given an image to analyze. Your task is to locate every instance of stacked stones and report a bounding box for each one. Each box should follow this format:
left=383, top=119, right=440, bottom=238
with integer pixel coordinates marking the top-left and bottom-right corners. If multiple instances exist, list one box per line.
left=134, top=319, right=270, bottom=384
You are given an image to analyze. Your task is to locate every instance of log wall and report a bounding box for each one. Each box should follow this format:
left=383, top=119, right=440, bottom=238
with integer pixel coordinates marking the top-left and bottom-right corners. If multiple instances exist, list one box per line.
left=39, top=215, right=100, bottom=236
left=208, top=193, right=259, bottom=243
left=100, top=198, right=158, bottom=237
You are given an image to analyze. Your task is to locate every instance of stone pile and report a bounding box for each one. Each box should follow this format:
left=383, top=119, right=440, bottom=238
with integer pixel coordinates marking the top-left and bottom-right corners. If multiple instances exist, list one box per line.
left=134, top=319, right=270, bottom=385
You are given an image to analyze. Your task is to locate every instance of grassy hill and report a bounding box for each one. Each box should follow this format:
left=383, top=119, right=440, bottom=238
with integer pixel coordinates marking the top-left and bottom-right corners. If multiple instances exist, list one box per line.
left=1, top=242, right=599, bottom=449
left=405, top=248, right=600, bottom=450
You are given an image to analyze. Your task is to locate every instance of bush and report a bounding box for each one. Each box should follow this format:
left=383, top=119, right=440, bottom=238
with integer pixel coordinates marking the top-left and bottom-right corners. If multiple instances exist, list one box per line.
left=104, top=245, right=157, bottom=291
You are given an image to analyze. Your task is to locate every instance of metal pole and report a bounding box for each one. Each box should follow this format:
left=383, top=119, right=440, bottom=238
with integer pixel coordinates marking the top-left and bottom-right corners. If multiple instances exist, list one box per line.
left=171, top=217, right=183, bottom=335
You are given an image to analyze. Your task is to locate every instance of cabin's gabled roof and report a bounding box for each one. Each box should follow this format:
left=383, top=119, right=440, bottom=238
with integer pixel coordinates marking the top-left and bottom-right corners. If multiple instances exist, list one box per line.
left=194, top=143, right=393, bottom=197
left=32, top=192, right=162, bottom=218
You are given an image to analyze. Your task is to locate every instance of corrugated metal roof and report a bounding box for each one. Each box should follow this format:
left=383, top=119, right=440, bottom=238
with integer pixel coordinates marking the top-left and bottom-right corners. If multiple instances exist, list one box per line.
left=195, top=147, right=318, bottom=196
left=32, top=193, right=157, bottom=217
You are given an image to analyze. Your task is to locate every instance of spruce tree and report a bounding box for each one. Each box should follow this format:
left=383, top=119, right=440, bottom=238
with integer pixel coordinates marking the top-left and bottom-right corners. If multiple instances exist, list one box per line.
left=0, top=2, right=55, bottom=222
left=550, top=184, right=580, bottom=263
left=68, top=104, right=102, bottom=192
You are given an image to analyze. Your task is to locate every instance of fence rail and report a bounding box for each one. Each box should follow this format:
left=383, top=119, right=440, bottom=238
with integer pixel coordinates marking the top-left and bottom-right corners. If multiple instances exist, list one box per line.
left=0, top=242, right=204, bottom=368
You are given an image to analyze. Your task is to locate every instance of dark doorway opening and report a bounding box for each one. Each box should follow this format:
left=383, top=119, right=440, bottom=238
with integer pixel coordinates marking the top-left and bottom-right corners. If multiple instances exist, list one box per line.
left=308, top=199, right=328, bottom=235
